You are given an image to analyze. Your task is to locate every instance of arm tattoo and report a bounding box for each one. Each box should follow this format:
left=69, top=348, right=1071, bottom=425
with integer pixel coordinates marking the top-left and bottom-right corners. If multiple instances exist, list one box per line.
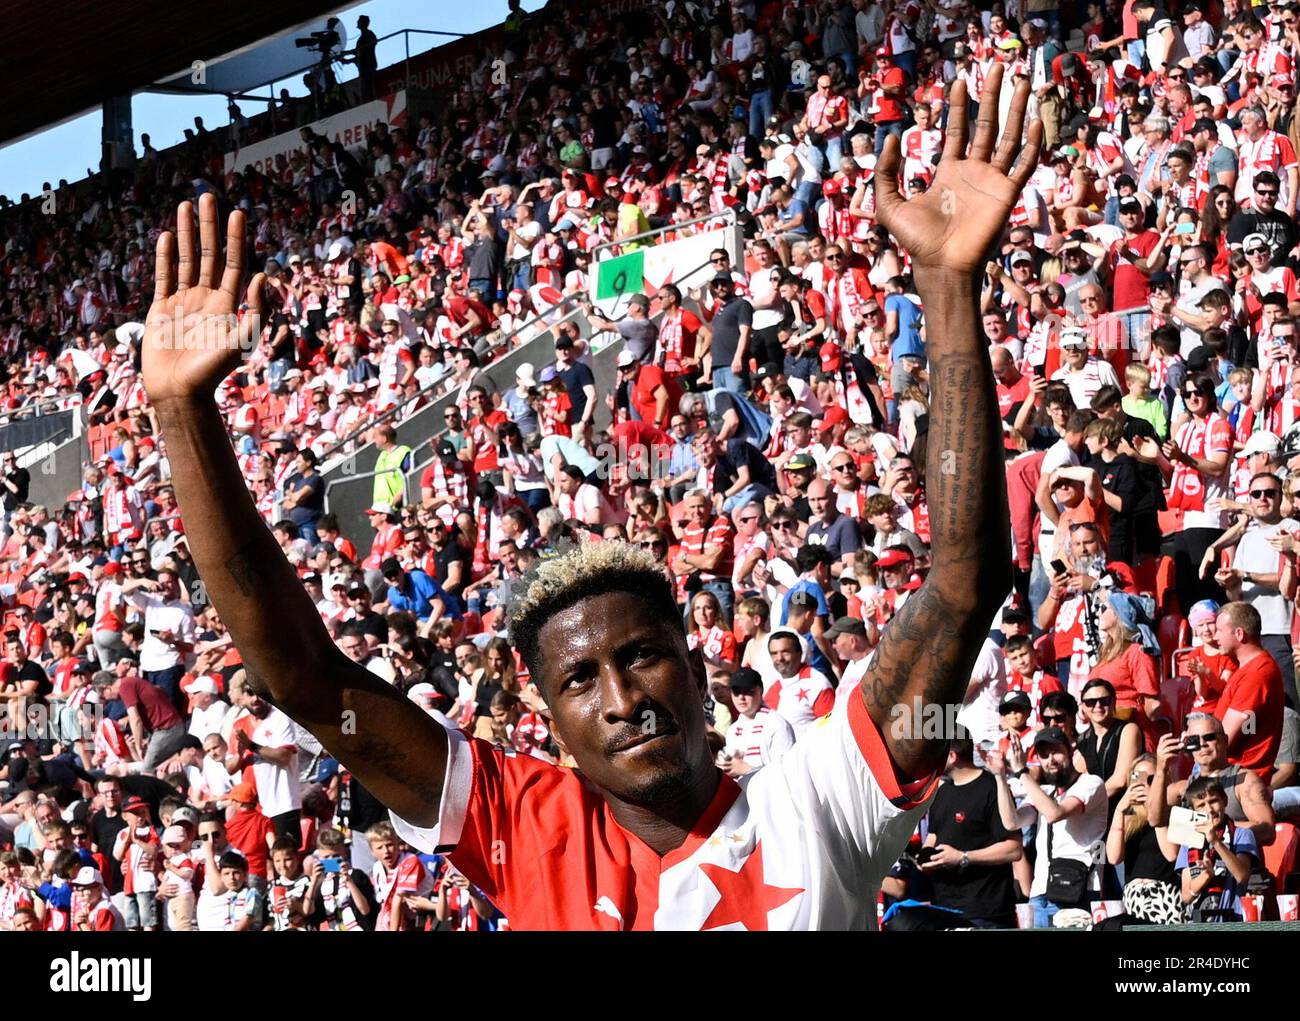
left=860, top=341, right=1011, bottom=774
left=224, top=543, right=264, bottom=597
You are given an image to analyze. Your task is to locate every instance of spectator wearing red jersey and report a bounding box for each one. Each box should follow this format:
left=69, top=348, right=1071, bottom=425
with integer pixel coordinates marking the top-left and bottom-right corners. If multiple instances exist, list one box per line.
left=1212, top=602, right=1286, bottom=780
left=672, top=490, right=736, bottom=623
left=223, top=783, right=275, bottom=884
left=1149, top=372, right=1232, bottom=612
left=1183, top=600, right=1235, bottom=713
left=1089, top=591, right=1164, bottom=750
left=616, top=350, right=681, bottom=430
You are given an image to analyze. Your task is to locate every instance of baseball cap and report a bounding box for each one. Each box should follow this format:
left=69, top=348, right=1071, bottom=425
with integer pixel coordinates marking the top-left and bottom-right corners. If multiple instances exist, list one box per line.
left=1244, top=232, right=1270, bottom=253
left=172, top=806, right=199, bottom=827
left=999, top=690, right=1033, bottom=714
left=627, top=294, right=651, bottom=310
left=1001, top=607, right=1030, bottom=626
left=1034, top=726, right=1072, bottom=750
left=785, top=453, right=815, bottom=471
left=367, top=502, right=394, bottom=517
left=381, top=556, right=404, bottom=577
left=1190, top=117, right=1218, bottom=136
left=616, top=350, right=639, bottom=368
left=554, top=333, right=576, bottom=350
left=1242, top=431, right=1281, bottom=457
left=710, top=272, right=734, bottom=286
left=826, top=616, right=868, bottom=640
left=727, top=667, right=765, bottom=692
left=189, top=675, right=218, bottom=695
left=70, top=867, right=103, bottom=887
left=1009, top=249, right=1034, bottom=266
left=1118, top=197, right=1143, bottom=214
left=161, top=825, right=189, bottom=846
left=538, top=366, right=558, bottom=384
left=1060, top=328, right=1089, bottom=349
left=227, top=783, right=257, bottom=806
left=436, top=438, right=458, bottom=460
left=876, top=548, right=914, bottom=569
left=122, top=796, right=150, bottom=815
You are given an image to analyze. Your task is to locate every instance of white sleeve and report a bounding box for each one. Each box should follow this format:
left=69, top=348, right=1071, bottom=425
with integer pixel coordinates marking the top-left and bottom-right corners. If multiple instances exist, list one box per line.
left=764, top=715, right=796, bottom=763
left=389, top=723, right=472, bottom=854
left=746, top=693, right=938, bottom=888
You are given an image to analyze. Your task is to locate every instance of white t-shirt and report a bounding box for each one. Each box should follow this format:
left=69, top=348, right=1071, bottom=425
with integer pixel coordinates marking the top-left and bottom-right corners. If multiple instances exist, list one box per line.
left=1037, top=438, right=1082, bottom=560
left=1232, top=517, right=1298, bottom=635
left=188, top=700, right=230, bottom=741
left=506, top=220, right=543, bottom=262
left=725, top=707, right=796, bottom=767
left=1027, top=771, right=1108, bottom=898
left=250, top=708, right=302, bottom=817
left=956, top=638, right=1008, bottom=745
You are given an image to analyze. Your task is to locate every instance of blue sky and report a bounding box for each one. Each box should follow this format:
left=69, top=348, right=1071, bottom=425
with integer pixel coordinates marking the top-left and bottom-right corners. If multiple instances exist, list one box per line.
left=0, top=0, right=540, bottom=200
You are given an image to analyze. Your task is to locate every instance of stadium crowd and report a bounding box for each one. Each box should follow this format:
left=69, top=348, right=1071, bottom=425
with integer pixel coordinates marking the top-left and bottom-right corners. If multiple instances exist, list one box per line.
left=3, top=0, right=1300, bottom=930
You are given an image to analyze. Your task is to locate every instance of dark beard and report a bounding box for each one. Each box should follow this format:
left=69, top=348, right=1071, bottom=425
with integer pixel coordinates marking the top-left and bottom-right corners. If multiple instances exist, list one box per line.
left=1041, top=766, right=1072, bottom=788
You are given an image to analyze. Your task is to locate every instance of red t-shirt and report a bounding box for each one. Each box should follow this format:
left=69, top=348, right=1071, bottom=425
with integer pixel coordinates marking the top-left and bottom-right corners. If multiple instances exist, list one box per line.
left=875, top=67, right=907, bottom=122
left=1109, top=230, right=1163, bottom=310
left=1214, top=652, right=1285, bottom=779
left=630, top=365, right=681, bottom=430
left=119, top=674, right=183, bottom=732
left=226, top=808, right=275, bottom=878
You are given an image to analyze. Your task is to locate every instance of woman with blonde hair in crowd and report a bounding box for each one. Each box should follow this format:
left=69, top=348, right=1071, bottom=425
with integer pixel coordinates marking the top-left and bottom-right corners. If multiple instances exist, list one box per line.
left=686, top=590, right=738, bottom=672
left=1088, top=590, right=1165, bottom=751
left=1106, top=749, right=1182, bottom=924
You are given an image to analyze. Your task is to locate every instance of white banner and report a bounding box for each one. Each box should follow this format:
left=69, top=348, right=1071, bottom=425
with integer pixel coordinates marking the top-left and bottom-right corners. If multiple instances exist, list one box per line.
left=589, top=222, right=744, bottom=319
left=224, top=92, right=408, bottom=175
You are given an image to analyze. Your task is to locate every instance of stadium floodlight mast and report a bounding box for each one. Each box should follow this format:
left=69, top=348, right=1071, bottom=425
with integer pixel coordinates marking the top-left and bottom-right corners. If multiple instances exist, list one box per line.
left=141, top=63, right=1040, bottom=930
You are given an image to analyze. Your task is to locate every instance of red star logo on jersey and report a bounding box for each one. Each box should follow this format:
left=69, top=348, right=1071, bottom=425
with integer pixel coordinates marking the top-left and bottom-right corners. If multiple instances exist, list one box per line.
left=795, top=687, right=811, bottom=704
left=698, top=841, right=804, bottom=931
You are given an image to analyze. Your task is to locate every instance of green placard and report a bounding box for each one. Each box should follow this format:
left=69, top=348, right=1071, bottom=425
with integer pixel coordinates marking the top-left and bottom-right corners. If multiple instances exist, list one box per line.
left=594, top=249, right=645, bottom=301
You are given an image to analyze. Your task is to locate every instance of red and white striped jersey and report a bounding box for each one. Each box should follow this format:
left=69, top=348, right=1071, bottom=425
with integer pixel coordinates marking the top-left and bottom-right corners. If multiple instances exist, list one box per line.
left=391, top=698, right=937, bottom=930
left=725, top=707, right=796, bottom=768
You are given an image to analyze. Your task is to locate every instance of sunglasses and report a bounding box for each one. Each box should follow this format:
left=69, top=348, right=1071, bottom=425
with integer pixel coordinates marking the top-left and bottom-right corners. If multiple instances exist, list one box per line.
left=1040, top=714, right=1068, bottom=725
left=1250, top=488, right=1281, bottom=499
left=1246, top=248, right=1269, bottom=256
left=1256, top=190, right=1279, bottom=198
left=772, top=521, right=795, bottom=530
left=1183, top=389, right=1207, bottom=399
left=832, top=463, right=855, bottom=472
left=1081, top=696, right=1114, bottom=707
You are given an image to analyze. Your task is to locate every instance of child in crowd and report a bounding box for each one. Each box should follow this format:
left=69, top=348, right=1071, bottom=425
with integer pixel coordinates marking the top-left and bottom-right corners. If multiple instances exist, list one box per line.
left=158, top=824, right=197, bottom=931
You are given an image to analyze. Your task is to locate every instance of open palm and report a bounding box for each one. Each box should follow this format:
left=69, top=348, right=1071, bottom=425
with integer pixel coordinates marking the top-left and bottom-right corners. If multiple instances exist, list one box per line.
left=142, top=193, right=266, bottom=406
left=875, top=65, right=1042, bottom=276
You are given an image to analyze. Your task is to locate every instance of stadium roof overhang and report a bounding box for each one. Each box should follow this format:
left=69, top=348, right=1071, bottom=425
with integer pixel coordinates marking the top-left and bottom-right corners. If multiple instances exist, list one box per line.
left=0, top=0, right=351, bottom=147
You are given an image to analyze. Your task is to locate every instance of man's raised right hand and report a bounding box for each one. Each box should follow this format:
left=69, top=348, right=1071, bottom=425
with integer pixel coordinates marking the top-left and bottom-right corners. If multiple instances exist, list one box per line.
left=143, top=193, right=267, bottom=407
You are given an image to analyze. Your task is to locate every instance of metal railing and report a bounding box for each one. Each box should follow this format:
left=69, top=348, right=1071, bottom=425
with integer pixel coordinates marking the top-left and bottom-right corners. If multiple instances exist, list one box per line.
left=322, top=301, right=590, bottom=515
left=317, top=291, right=587, bottom=470
left=590, top=207, right=738, bottom=263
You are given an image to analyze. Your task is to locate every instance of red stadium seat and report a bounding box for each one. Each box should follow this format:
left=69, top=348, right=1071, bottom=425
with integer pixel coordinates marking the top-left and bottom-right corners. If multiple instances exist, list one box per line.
left=1261, top=822, right=1299, bottom=894
left=1033, top=632, right=1055, bottom=673
left=1156, top=614, right=1189, bottom=679
left=1133, top=555, right=1176, bottom=615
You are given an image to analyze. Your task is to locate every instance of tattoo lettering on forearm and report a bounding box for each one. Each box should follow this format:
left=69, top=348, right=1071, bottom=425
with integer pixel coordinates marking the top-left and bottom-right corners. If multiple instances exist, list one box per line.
left=224, top=543, right=265, bottom=597
left=342, top=732, right=441, bottom=806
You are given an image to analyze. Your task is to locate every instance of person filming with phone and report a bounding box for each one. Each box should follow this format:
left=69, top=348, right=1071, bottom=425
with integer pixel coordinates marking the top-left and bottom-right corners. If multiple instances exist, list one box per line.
left=998, top=726, right=1107, bottom=928
left=1150, top=715, right=1276, bottom=847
